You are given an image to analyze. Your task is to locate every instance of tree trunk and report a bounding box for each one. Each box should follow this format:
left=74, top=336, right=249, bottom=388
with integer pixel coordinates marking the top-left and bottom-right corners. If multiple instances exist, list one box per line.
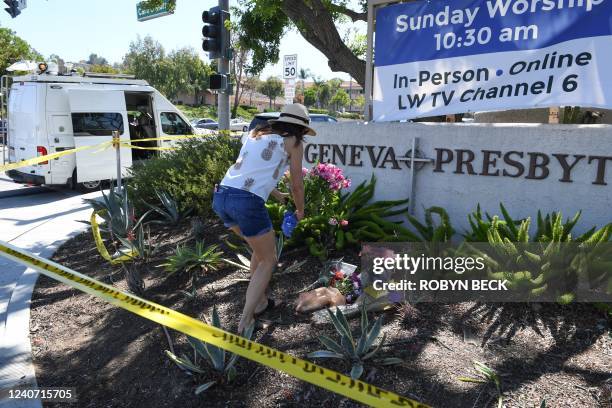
left=280, top=0, right=366, bottom=87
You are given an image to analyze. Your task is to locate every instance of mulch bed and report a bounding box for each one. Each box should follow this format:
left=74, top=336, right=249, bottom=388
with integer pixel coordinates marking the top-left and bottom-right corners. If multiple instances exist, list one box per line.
left=30, top=220, right=611, bottom=407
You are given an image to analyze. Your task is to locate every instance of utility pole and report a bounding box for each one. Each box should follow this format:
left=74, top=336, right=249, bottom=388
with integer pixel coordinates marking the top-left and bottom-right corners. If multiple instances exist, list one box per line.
left=202, top=1, right=231, bottom=132
left=217, top=0, right=230, bottom=132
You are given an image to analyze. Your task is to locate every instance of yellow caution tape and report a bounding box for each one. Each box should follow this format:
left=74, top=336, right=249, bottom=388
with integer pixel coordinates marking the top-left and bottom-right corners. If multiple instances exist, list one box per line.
left=0, top=134, right=215, bottom=173
left=127, top=134, right=211, bottom=143
left=119, top=142, right=175, bottom=151
left=90, top=210, right=138, bottom=264
left=0, top=240, right=428, bottom=408
left=0, top=141, right=113, bottom=173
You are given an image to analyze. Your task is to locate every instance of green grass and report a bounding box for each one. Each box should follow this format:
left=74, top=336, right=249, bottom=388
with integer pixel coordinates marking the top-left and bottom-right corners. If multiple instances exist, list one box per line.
left=176, top=104, right=257, bottom=122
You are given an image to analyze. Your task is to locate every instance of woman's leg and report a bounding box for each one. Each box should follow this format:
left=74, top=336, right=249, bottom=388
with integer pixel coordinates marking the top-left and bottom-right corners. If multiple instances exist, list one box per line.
left=228, top=226, right=269, bottom=313
left=238, top=229, right=277, bottom=333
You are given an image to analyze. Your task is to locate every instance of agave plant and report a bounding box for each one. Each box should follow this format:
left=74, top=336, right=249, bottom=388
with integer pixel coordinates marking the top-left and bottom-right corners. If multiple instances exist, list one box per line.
left=534, top=210, right=597, bottom=243
left=117, top=223, right=155, bottom=295
left=221, top=235, right=299, bottom=273
left=407, top=206, right=454, bottom=242
left=307, top=303, right=401, bottom=379
left=458, top=361, right=503, bottom=408
left=145, top=190, right=193, bottom=225
left=165, top=306, right=255, bottom=395
left=464, top=203, right=523, bottom=242
left=464, top=210, right=612, bottom=303
left=84, top=184, right=150, bottom=240
left=162, top=242, right=223, bottom=296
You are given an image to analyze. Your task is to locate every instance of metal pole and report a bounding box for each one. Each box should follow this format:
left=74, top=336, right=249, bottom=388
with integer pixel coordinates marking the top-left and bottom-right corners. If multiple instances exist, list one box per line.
left=349, top=78, right=353, bottom=112
left=407, top=138, right=417, bottom=215
left=113, top=130, right=122, bottom=189
left=1, top=89, right=4, bottom=166
left=1, top=75, right=6, bottom=166
left=364, top=1, right=375, bottom=121
left=217, top=0, right=230, bottom=132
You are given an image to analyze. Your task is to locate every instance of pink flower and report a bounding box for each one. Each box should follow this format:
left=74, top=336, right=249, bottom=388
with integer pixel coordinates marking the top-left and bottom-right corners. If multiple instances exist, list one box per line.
left=302, top=167, right=309, bottom=176
left=328, top=218, right=338, bottom=226
left=310, top=163, right=351, bottom=191
left=340, top=219, right=349, bottom=227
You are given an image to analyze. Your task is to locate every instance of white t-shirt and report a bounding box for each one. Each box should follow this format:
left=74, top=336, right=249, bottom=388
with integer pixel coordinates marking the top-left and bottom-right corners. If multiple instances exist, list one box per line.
left=221, top=133, right=290, bottom=200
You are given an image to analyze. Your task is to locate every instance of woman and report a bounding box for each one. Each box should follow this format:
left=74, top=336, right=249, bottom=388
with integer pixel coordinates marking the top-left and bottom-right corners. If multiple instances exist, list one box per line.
left=212, top=103, right=316, bottom=334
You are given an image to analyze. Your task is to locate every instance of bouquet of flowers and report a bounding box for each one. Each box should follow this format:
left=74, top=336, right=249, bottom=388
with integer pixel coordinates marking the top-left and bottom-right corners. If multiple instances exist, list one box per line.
left=322, top=260, right=362, bottom=304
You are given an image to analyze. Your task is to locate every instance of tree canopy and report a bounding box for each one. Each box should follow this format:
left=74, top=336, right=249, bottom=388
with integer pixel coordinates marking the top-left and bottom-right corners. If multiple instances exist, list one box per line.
left=237, top=0, right=367, bottom=86
left=0, top=26, right=42, bottom=74
left=87, top=53, right=109, bottom=66
left=123, top=35, right=211, bottom=100
left=258, top=76, right=283, bottom=108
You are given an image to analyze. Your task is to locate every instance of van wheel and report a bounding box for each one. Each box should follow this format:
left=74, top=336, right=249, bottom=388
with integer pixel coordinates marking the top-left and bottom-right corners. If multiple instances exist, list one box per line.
left=72, top=169, right=102, bottom=192
left=242, top=126, right=248, bottom=132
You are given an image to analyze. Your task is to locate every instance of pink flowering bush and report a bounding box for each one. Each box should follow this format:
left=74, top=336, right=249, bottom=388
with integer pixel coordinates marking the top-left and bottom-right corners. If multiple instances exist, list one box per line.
left=268, top=172, right=411, bottom=259
left=271, top=162, right=354, bottom=257
left=302, top=163, right=351, bottom=216
left=310, top=163, right=351, bottom=191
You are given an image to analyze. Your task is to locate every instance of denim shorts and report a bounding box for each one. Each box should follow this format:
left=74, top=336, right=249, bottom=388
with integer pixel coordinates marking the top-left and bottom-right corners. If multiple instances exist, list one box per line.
left=212, top=185, right=273, bottom=238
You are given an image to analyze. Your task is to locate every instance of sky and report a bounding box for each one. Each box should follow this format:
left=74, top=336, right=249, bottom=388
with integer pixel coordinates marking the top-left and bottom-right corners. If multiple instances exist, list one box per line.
left=0, top=0, right=365, bottom=81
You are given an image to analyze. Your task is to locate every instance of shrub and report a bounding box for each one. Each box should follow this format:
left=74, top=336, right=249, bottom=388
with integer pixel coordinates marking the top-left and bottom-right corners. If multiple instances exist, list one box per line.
left=128, top=136, right=241, bottom=217
left=337, top=112, right=362, bottom=120
left=268, top=171, right=413, bottom=258
left=308, top=108, right=331, bottom=115
left=145, top=190, right=193, bottom=225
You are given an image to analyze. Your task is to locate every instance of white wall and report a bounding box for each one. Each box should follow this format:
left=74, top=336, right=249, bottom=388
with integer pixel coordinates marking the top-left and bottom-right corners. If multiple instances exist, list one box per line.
left=306, top=122, right=612, bottom=236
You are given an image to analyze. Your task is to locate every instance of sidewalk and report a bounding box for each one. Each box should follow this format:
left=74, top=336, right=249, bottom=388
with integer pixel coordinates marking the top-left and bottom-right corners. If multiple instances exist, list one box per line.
left=0, top=188, right=101, bottom=407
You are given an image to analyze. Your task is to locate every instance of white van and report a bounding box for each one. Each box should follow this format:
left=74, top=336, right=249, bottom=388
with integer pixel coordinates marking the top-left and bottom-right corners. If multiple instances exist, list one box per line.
left=5, top=72, right=201, bottom=191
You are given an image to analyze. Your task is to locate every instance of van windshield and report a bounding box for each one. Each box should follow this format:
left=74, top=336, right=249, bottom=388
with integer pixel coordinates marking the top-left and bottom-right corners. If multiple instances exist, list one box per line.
left=160, top=112, right=192, bottom=135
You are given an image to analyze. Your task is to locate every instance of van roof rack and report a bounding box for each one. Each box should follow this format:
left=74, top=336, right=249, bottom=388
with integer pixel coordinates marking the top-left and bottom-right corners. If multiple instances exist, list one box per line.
left=82, top=72, right=136, bottom=79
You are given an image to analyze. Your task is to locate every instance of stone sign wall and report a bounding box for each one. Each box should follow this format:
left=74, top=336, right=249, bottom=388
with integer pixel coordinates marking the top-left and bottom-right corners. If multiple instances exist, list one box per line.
left=306, top=122, right=612, bottom=235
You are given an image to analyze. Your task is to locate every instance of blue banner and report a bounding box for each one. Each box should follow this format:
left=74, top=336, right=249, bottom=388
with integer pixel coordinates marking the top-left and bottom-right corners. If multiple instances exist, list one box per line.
left=375, top=0, right=612, bottom=66
left=372, top=0, right=612, bottom=122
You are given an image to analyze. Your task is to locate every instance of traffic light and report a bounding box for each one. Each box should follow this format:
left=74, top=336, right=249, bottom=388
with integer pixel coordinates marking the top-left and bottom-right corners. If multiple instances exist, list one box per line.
left=4, top=0, right=20, bottom=18
left=209, top=74, right=227, bottom=91
left=202, top=6, right=229, bottom=60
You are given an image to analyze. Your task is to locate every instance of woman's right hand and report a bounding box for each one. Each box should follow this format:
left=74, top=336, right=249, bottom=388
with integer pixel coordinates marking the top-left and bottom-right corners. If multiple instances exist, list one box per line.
left=295, top=209, right=305, bottom=221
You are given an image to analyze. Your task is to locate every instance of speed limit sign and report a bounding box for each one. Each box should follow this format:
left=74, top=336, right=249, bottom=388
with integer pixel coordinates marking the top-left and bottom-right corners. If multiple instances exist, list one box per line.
left=283, top=54, right=297, bottom=79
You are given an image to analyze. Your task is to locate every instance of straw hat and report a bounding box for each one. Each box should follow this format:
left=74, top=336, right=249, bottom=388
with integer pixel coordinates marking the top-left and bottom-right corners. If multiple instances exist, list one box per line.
left=269, top=103, right=317, bottom=136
